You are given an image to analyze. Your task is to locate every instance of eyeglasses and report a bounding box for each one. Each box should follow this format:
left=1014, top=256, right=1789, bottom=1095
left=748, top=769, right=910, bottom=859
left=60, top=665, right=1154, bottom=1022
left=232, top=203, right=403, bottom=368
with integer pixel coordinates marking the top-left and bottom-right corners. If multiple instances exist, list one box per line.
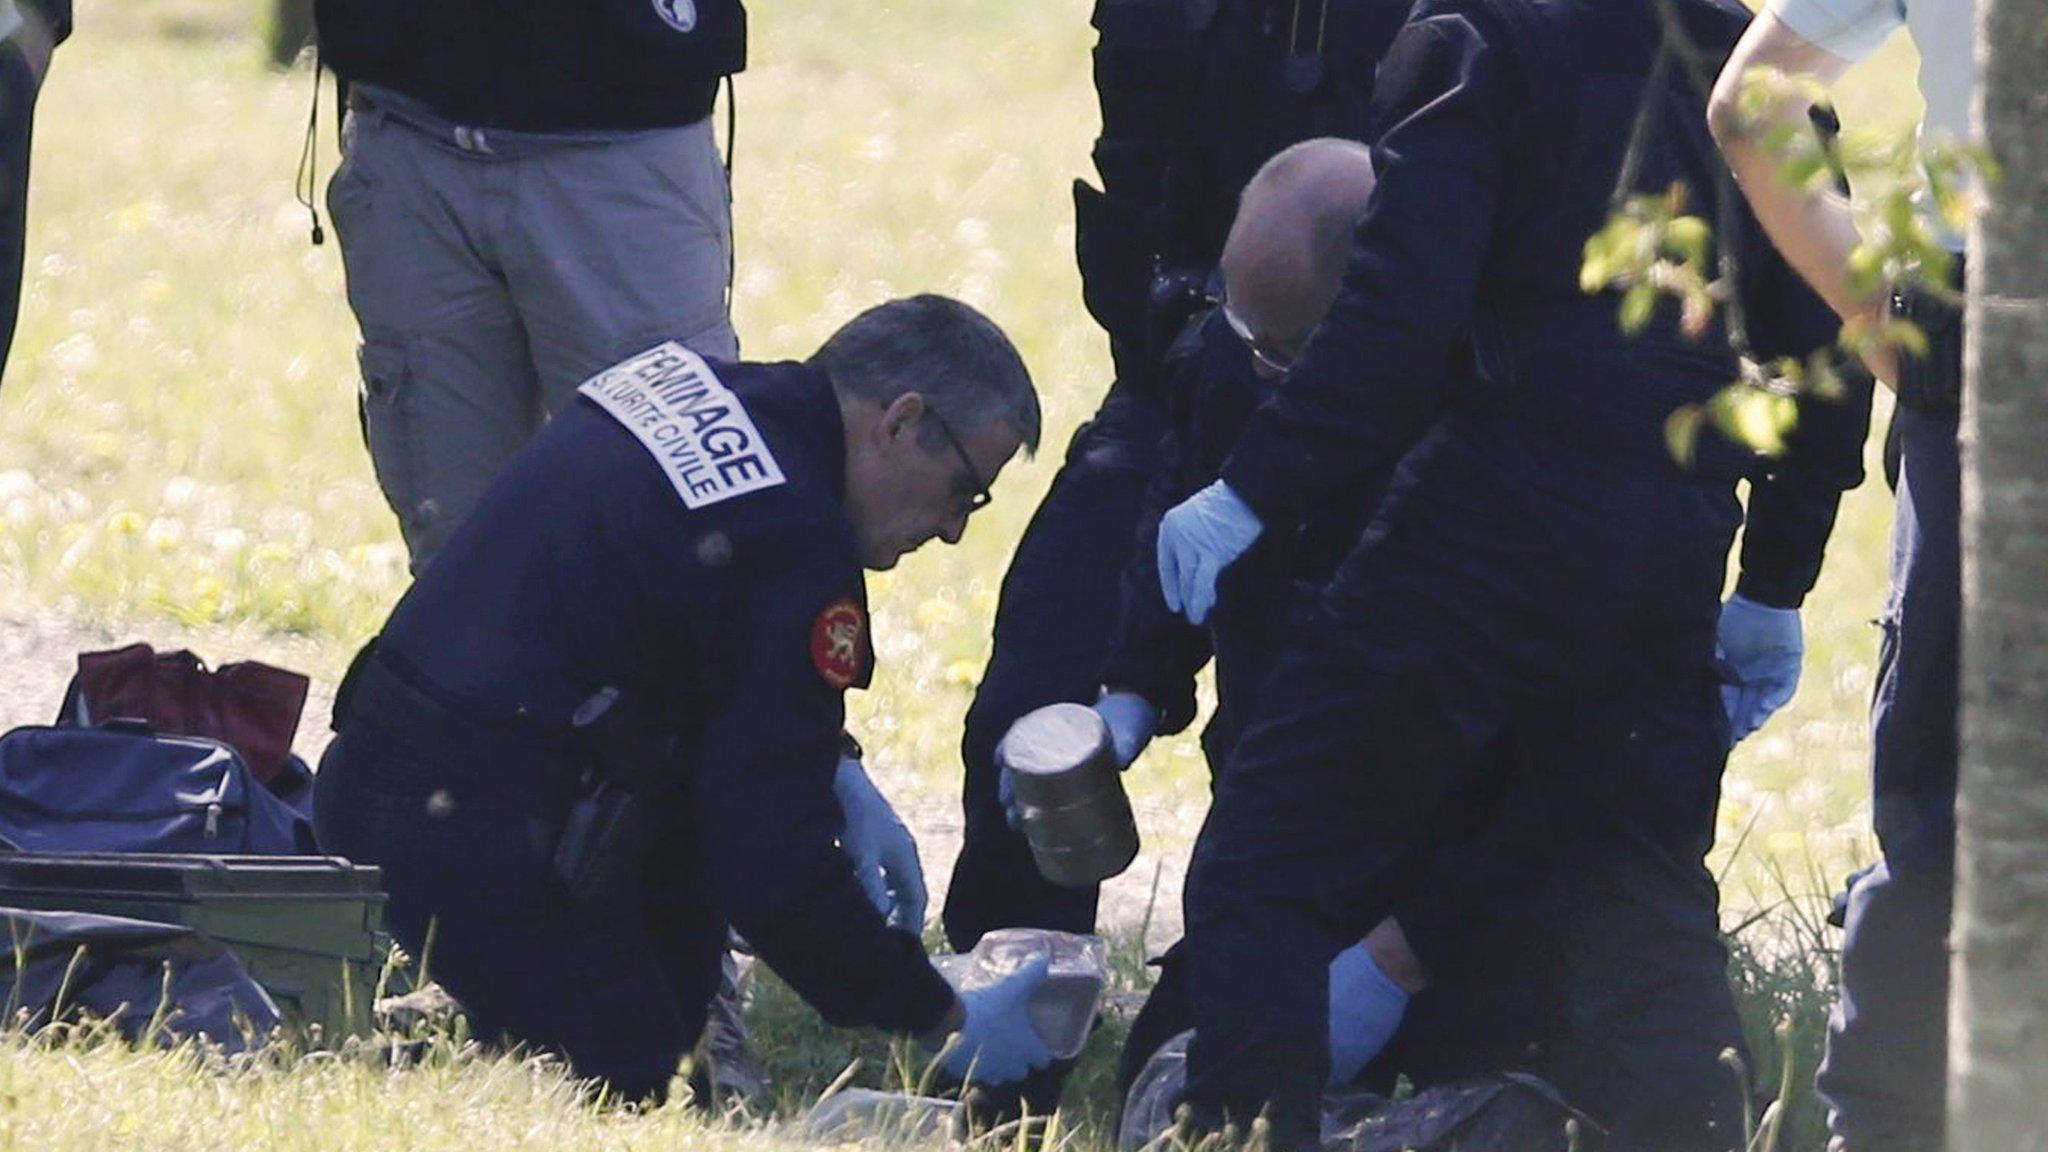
left=1221, top=301, right=1300, bottom=376
left=927, top=408, right=994, bottom=513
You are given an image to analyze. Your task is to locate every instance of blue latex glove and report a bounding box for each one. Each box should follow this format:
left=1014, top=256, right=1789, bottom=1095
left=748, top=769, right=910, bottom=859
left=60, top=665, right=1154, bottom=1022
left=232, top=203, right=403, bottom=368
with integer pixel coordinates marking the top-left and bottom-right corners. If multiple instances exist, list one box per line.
left=998, top=693, right=1161, bottom=829
left=1327, top=938, right=1412, bottom=1087
left=833, top=756, right=929, bottom=935
left=1157, top=480, right=1263, bottom=626
left=936, top=951, right=1056, bottom=1085
left=1093, top=691, right=1159, bottom=770
left=1715, top=594, right=1804, bottom=744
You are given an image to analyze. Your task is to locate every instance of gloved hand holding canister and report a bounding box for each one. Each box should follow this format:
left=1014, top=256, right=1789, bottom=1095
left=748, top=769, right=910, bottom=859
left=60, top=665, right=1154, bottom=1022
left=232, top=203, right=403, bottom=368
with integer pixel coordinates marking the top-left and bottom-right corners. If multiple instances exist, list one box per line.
left=995, top=702, right=1142, bottom=887
left=833, top=753, right=929, bottom=935
left=1092, top=690, right=1159, bottom=769
left=998, top=691, right=1158, bottom=830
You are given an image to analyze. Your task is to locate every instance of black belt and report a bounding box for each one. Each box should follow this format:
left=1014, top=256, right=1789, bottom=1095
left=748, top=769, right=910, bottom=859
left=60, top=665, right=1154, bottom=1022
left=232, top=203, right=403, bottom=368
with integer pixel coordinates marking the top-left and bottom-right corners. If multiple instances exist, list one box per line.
left=334, top=642, right=586, bottom=815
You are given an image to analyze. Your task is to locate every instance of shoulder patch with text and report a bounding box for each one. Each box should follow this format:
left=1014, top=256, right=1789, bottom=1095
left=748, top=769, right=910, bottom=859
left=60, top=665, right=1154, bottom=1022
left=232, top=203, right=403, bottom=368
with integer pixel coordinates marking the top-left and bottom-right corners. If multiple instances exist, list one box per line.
left=579, top=342, right=787, bottom=509
left=810, top=599, right=869, bottom=690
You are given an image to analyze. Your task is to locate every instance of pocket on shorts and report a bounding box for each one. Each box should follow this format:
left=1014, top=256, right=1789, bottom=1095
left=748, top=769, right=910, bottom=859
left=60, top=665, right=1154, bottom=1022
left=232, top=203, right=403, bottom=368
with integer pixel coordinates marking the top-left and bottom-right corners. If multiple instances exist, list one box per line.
left=326, top=113, right=379, bottom=237
left=637, top=122, right=732, bottom=237
left=607, top=127, right=737, bottom=360
left=356, top=338, right=428, bottom=538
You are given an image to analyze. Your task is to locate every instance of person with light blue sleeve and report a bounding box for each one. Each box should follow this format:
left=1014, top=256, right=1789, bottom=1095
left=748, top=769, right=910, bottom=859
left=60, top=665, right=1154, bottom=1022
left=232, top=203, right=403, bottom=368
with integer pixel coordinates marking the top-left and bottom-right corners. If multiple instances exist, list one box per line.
left=1710, top=4, right=1972, bottom=1150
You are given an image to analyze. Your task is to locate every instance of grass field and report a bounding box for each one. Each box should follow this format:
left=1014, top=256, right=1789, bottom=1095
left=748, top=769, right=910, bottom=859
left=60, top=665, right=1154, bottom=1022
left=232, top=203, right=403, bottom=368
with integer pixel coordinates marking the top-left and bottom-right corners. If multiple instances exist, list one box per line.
left=0, top=1, right=1927, bottom=1147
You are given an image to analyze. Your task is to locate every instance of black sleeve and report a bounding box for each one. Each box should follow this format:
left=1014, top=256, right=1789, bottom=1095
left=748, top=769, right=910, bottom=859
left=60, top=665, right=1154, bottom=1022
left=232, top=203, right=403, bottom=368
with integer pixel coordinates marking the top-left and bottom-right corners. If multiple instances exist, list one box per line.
left=685, top=550, right=953, bottom=1035
left=1101, top=385, right=1215, bottom=736
left=1735, top=364, right=1874, bottom=609
left=1218, top=7, right=1513, bottom=527
left=1733, top=233, right=1876, bottom=609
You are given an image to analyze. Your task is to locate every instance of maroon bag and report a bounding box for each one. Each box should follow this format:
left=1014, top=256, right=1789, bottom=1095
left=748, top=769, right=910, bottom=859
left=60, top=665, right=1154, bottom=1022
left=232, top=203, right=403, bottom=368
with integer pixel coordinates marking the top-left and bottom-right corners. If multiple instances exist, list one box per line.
left=58, top=644, right=310, bottom=790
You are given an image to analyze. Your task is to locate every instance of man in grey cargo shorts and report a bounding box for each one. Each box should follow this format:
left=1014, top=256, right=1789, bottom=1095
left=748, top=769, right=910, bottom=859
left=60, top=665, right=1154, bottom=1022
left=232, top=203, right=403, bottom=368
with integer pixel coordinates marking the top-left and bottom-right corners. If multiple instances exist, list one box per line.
left=317, top=0, right=746, bottom=569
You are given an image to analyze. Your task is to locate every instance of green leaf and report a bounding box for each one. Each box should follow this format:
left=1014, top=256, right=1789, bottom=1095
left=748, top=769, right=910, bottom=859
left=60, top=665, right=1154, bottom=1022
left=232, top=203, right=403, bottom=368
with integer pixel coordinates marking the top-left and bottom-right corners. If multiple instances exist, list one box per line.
left=1883, top=193, right=1919, bottom=243
left=1847, top=244, right=1886, bottom=297
left=1884, top=318, right=1929, bottom=359
left=1665, top=216, right=1712, bottom=266
left=1620, top=283, right=1659, bottom=334
left=1665, top=404, right=1705, bottom=470
left=1580, top=220, right=1640, bottom=293
left=1777, top=150, right=1828, bottom=191
left=1803, top=352, right=1845, bottom=402
left=1710, top=386, right=1797, bottom=455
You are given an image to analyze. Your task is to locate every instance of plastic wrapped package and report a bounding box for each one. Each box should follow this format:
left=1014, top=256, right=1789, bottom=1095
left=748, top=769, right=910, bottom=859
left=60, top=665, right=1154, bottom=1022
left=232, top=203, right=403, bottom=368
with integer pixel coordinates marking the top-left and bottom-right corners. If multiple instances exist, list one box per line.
left=801, top=1088, right=959, bottom=1142
left=933, top=927, right=1111, bottom=1060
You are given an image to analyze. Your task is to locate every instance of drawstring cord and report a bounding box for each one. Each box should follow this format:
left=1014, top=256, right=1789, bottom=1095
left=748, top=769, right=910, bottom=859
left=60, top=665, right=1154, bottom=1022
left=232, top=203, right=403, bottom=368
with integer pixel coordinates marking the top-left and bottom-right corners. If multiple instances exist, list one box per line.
left=295, top=59, right=326, bottom=246
left=721, top=74, right=737, bottom=318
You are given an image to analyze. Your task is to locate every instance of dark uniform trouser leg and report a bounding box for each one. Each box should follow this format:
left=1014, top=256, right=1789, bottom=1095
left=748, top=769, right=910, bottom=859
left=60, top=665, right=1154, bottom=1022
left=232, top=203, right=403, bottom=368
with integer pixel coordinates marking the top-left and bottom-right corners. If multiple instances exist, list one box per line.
left=1116, top=639, right=1551, bottom=1110
left=314, top=728, right=716, bottom=1104
left=642, top=834, right=752, bottom=1103
left=943, top=385, right=1168, bottom=952
left=1530, top=632, right=1748, bottom=1152
left=1816, top=407, right=1960, bottom=1152
left=0, top=39, right=41, bottom=384
left=1181, top=617, right=1515, bottom=1149
left=1181, top=451, right=1746, bottom=1151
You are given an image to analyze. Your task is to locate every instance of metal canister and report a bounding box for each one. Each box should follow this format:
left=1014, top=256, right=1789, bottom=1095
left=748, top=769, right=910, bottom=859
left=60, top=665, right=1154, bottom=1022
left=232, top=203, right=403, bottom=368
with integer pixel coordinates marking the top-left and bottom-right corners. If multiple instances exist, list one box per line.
left=997, top=702, right=1141, bottom=887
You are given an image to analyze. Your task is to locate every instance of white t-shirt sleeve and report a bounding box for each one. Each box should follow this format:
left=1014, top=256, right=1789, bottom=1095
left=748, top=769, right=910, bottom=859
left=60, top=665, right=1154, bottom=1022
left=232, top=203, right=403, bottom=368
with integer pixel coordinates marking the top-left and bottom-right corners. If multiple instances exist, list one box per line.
left=1906, top=0, right=1976, bottom=142
left=1765, top=0, right=1904, bottom=63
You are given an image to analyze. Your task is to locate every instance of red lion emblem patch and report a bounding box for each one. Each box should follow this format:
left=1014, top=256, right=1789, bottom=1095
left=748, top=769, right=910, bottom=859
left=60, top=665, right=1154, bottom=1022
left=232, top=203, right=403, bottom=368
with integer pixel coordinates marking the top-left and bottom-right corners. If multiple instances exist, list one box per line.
left=810, top=599, right=868, bottom=689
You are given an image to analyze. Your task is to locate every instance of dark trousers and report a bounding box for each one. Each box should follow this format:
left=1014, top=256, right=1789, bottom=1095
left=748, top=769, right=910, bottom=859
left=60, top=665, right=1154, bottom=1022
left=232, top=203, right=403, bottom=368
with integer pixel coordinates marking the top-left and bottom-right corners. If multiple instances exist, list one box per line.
left=1118, top=635, right=1561, bottom=1110
left=1181, top=421, right=1750, bottom=1151
left=1119, top=875, right=1558, bottom=1119
left=942, top=381, right=1170, bottom=951
left=1815, top=407, right=1960, bottom=1152
left=0, top=36, right=43, bottom=383
left=314, top=725, right=724, bottom=1103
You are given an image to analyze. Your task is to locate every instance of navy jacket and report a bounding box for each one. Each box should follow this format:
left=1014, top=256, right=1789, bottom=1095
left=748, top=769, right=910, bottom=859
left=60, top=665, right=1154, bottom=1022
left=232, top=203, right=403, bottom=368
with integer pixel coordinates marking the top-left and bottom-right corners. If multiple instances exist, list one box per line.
left=316, top=0, right=744, bottom=132
left=1104, top=316, right=1556, bottom=974
left=1217, top=0, right=1869, bottom=608
left=375, top=351, right=953, bottom=1037
left=1103, top=314, right=1380, bottom=738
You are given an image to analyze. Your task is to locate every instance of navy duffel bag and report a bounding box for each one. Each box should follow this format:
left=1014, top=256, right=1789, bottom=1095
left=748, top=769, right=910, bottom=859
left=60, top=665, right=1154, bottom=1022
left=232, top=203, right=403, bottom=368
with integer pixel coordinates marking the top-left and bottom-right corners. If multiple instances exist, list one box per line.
left=0, top=723, right=315, bottom=855
left=0, top=905, right=281, bottom=1051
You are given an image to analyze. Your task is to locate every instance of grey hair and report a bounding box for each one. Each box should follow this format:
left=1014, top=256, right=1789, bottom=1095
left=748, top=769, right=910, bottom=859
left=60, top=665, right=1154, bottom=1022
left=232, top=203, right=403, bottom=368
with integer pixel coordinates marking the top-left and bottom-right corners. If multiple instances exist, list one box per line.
left=809, top=294, right=1042, bottom=455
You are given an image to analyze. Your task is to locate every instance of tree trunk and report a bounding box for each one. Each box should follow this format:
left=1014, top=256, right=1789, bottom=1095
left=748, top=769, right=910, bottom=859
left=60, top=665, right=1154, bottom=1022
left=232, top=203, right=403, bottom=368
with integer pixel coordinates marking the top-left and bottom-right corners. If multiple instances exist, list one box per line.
left=1950, top=0, right=2048, bottom=1147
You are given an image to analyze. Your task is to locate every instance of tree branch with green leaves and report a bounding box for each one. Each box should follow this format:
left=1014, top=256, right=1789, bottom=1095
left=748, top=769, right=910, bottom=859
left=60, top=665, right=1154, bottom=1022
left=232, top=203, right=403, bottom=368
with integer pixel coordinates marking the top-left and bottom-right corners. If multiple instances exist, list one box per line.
left=1578, top=5, right=1994, bottom=464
